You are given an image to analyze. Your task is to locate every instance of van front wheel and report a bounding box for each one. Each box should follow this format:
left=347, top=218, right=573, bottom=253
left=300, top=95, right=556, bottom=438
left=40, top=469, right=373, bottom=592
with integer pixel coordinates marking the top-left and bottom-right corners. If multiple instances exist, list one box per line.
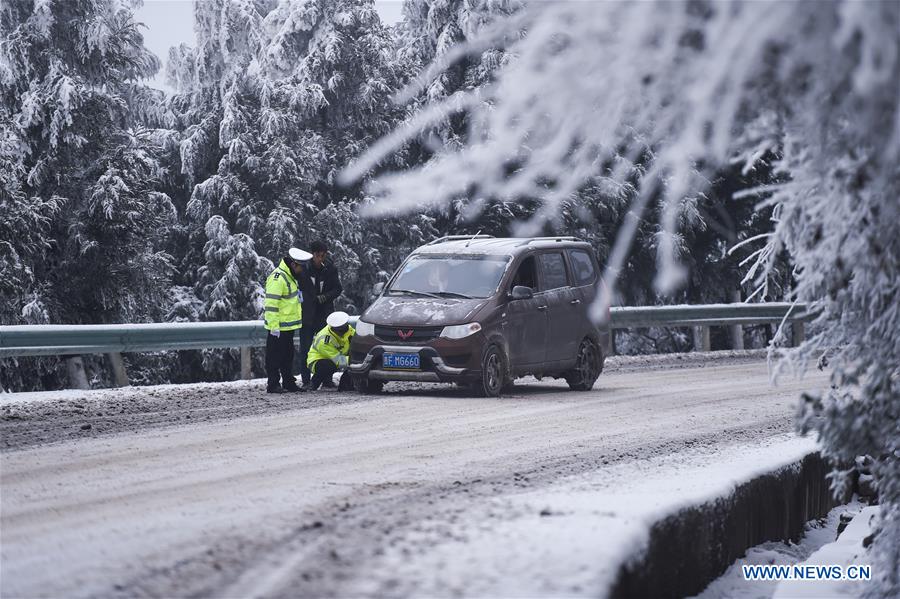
left=473, top=345, right=506, bottom=397
left=353, top=374, right=384, bottom=394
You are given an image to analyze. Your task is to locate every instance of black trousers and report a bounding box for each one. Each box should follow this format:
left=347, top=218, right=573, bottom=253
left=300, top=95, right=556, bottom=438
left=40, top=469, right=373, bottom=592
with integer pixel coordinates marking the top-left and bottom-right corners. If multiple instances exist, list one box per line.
left=265, top=329, right=295, bottom=389
left=310, top=359, right=353, bottom=390
left=297, top=325, right=316, bottom=384
left=309, top=359, right=336, bottom=390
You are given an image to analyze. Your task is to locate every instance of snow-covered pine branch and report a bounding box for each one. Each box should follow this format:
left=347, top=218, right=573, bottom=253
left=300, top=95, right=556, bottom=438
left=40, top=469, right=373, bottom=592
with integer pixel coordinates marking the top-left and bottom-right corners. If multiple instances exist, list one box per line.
left=344, top=2, right=900, bottom=594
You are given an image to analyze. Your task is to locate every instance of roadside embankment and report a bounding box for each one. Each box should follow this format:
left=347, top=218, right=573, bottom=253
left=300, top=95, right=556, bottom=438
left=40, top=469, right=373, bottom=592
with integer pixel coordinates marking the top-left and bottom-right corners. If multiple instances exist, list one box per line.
left=610, top=452, right=847, bottom=598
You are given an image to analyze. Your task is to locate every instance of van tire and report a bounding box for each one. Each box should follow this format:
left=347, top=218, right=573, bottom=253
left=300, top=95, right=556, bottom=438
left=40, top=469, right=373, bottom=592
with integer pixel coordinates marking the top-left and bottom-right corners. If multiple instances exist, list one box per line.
left=473, top=344, right=507, bottom=397
left=353, top=375, right=384, bottom=394
left=565, top=338, right=602, bottom=391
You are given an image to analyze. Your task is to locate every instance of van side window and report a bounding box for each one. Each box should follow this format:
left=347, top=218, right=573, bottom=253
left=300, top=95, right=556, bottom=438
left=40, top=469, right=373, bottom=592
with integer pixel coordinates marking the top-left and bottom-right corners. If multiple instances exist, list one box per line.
left=511, top=256, right=537, bottom=290
left=568, top=249, right=597, bottom=286
left=538, top=252, right=568, bottom=290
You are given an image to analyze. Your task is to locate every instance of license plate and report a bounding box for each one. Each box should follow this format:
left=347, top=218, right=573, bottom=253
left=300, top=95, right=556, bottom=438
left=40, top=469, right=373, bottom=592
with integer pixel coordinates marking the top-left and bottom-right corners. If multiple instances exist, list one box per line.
left=383, top=352, right=420, bottom=370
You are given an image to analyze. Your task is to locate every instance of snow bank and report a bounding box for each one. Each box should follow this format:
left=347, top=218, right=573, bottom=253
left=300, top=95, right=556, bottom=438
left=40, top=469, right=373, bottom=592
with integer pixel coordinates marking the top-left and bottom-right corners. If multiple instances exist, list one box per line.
left=0, top=378, right=259, bottom=406
left=349, top=434, right=821, bottom=597
left=692, top=500, right=867, bottom=599
left=772, top=505, right=880, bottom=599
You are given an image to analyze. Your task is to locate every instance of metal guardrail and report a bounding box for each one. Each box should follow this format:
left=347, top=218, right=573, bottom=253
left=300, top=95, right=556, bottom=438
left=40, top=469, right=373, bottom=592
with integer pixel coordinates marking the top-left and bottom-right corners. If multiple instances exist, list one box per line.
left=611, top=302, right=808, bottom=328
left=0, top=303, right=808, bottom=358
left=1, top=303, right=809, bottom=388
left=0, top=321, right=273, bottom=358
left=610, top=302, right=809, bottom=356
left=0, top=318, right=366, bottom=388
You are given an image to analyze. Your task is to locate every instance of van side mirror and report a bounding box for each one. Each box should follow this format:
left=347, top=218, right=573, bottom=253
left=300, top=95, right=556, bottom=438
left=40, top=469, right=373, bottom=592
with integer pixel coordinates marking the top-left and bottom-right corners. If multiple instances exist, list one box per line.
left=510, top=285, right=534, bottom=300
left=372, top=282, right=385, bottom=295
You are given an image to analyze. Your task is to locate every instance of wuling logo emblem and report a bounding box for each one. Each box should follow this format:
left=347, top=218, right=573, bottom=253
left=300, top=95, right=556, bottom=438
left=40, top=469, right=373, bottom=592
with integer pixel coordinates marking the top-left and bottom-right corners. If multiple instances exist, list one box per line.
left=397, top=329, right=414, bottom=340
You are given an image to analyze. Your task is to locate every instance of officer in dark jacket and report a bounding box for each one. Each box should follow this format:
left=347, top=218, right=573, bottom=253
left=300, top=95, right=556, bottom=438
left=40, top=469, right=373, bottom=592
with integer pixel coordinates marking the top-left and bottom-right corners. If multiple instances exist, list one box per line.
left=299, top=240, right=343, bottom=387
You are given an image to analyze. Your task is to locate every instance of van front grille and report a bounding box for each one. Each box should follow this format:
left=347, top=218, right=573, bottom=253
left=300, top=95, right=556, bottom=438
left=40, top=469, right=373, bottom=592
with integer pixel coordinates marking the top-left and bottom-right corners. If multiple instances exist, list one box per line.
left=374, top=325, right=443, bottom=343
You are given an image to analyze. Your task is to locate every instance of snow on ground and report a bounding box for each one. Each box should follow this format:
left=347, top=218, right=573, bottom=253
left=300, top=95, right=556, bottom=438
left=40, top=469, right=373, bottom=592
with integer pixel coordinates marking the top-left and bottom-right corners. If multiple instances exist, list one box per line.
left=0, top=386, right=92, bottom=403
left=345, top=433, right=820, bottom=597
left=0, top=349, right=769, bottom=406
left=0, top=350, right=786, bottom=452
left=0, top=377, right=258, bottom=405
left=773, top=505, right=880, bottom=599
left=2, top=353, right=829, bottom=596
left=0, top=376, right=365, bottom=451
left=692, top=500, right=867, bottom=599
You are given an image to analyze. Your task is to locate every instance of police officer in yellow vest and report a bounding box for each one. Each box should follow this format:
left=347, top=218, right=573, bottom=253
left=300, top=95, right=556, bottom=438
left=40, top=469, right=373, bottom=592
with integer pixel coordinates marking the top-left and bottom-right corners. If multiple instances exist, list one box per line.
left=264, top=247, right=312, bottom=393
left=306, top=311, right=355, bottom=391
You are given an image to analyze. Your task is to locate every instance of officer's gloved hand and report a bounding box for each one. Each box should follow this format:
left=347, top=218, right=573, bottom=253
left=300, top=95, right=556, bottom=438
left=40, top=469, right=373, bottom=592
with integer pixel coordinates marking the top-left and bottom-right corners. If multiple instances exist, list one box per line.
left=270, top=329, right=280, bottom=338
left=335, top=355, right=348, bottom=369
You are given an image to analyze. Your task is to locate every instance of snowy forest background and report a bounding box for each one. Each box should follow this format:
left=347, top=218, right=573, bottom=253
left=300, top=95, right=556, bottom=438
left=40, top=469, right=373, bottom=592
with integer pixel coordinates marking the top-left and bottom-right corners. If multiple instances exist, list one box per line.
left=2, top=1, right=898, bottom=591
left=1, top=0, right=789, bottom=390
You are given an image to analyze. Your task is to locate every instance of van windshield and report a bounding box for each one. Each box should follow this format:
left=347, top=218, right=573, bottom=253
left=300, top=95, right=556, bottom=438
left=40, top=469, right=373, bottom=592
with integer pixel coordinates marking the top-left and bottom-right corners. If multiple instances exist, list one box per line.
left=388, top=254, right=510, bottom=299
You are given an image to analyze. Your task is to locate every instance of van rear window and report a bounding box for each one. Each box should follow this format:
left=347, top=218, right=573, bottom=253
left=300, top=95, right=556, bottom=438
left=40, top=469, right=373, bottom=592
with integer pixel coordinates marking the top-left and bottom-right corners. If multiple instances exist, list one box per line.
left=568, top=249, right=597, bottom=286
left=539, top=253, right=569, bottom=290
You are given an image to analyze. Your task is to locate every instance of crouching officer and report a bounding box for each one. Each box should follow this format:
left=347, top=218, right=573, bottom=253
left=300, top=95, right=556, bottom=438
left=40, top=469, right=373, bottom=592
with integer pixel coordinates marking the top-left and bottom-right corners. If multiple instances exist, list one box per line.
left=306, top=311, right=355, bottom=391
left=264, top=247, right=312, bottom=393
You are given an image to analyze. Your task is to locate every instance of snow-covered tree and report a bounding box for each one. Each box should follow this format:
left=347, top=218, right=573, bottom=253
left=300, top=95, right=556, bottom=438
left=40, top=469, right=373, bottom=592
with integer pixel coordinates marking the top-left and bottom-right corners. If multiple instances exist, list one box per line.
left=346, top=1, right=900, bottom=593
left=391, top=0, right=761, bottom=318
left=0, top=182, right=59, bottom=326
left=64, top=130, right=178, bottom=322
left=388, top=0, right=526, bottom=241
left=0, top=0, right=174, bottom=322
left=1, top=0, right=176, bottom=389
left=301, top=198, right=438, bottom=313
left=395, top=0, right=519, bottom=145
left=167, top=0, right=406, bottom=322
left=198, top=215, right=270, bottom=322
left=192, top=215, right=270, bottom=376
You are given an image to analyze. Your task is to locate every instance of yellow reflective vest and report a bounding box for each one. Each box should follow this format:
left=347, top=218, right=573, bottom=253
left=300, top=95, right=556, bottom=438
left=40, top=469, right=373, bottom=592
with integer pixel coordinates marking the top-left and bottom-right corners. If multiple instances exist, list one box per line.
left=263, top=260, right=303, bottom=331
left=307, top=324, right=355, bottom=371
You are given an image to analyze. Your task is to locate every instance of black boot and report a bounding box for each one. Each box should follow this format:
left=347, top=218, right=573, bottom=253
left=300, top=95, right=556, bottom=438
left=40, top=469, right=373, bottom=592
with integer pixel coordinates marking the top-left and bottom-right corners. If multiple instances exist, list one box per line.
left=283, top=380, right=304, bottom=392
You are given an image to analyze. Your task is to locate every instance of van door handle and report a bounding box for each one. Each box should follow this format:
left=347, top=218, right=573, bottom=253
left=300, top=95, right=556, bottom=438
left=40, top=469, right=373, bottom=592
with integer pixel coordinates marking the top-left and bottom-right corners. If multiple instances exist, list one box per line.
left=570, top=299, right=581, bottom=305
left=537, top=305, right=548, bottom=311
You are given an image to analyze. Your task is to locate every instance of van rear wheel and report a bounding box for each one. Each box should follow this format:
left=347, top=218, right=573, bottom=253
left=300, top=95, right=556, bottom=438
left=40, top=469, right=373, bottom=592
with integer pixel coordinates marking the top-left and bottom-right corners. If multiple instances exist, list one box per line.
left=473, top=344, right=506, bottom=397
left=566, top=338, right=602, bottom=391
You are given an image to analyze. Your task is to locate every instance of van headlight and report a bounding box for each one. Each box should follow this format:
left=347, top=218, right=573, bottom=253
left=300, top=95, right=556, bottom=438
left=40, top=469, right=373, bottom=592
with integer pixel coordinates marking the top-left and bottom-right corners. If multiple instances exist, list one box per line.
left=440, top=322, right=482, bottom=339
left=355, top=319, right=375, bottom=336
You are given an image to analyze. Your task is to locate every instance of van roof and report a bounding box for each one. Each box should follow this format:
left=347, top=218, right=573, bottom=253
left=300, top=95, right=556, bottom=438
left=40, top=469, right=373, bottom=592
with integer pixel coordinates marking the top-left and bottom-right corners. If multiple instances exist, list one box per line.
left=414, top=236, right=593, bottom=257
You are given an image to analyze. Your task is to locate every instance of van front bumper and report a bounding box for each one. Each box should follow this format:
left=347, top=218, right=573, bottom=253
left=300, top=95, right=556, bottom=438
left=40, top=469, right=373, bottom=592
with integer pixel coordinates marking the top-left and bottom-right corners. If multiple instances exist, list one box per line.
left=348, top=343, right=478, bottom=383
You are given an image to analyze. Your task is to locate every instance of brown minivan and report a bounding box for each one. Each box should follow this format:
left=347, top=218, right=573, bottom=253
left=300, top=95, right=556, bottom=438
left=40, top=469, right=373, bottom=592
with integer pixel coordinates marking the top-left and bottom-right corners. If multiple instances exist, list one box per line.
left=349, top=236, right=611, bottom=396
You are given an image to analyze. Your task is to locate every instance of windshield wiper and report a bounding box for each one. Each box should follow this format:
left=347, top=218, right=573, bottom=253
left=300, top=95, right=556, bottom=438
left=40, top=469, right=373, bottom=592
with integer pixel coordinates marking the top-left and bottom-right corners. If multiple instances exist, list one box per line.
left=389, top=288, right=442, bottom=299
left=433, top=291, right=473, bottom=299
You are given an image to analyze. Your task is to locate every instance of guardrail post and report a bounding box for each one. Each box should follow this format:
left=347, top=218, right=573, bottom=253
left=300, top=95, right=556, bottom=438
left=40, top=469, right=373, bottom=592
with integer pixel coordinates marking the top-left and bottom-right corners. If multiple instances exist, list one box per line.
left=65, top=356, right=90, bottom=390
left=729, top=323, right=744, bottom=350
left=240, top=347, right=251, bottom=380
left=729, top=290, right=744, bottom=350
left=107, top=352, right=130, bottom=387
left=792, top=321, right=805, bottom=347
left=693, top=326, right=711, bottom=352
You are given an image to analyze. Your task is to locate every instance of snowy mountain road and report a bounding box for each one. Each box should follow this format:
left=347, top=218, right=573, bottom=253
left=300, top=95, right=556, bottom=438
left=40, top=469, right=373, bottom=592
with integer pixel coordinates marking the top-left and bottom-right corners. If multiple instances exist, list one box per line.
left=0, top=351, right=826, bottom=598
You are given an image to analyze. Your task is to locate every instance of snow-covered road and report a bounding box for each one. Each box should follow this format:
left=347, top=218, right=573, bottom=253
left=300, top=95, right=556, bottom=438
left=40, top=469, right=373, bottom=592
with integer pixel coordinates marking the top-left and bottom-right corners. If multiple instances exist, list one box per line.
left=1, top=352, right=826, bottom=597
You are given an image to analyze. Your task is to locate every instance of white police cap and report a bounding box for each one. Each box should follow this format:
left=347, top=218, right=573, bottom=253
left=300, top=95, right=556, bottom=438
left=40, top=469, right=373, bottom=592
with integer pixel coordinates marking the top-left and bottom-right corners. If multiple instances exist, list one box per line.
left=288, top=247, right=312, bottom=262
left=327, top=311, right=350, bottom=328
